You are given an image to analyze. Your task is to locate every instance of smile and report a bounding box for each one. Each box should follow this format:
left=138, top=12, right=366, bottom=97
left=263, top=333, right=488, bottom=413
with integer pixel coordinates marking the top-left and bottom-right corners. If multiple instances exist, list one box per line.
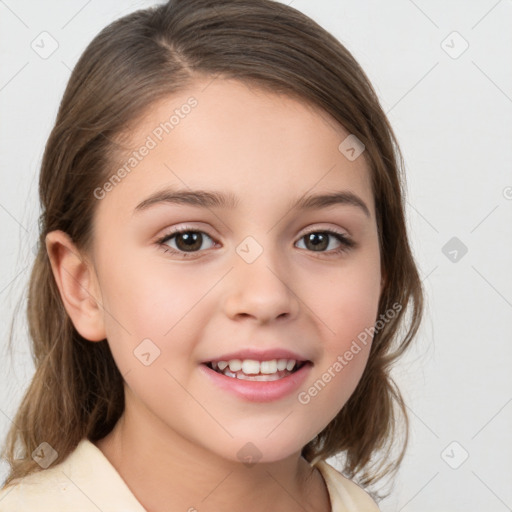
left=200, top=359, right=312, bottom=402
left=206, top=358, right=306, bottom=381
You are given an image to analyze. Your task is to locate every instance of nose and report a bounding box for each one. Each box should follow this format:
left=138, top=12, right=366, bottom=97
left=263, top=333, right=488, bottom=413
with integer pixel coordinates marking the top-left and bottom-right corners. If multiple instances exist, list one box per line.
left=222, top=248, right=300, bottom=324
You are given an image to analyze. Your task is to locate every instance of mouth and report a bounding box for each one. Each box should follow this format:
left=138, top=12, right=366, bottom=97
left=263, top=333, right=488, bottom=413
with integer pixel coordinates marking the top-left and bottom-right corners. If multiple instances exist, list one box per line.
left=203, top=358, right=309, bottom=382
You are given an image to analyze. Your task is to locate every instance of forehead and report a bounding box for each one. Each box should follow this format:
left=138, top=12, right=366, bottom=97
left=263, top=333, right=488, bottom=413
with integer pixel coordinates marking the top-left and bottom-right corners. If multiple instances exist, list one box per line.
left=97, top=78, right=374, bottom=221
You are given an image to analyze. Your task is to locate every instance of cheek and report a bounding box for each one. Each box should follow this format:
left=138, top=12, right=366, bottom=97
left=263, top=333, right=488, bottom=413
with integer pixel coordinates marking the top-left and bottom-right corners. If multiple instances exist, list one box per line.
left=97, top=253, right=213, bottom=371
left=301, top=253, right=381, bottom=397
left=306, top=255, right=382, bottom=344
left=333, top=275, right=381, bottom=341
left=296, top=275, right=379, bottom=431
left=101, top=248, right=210, bottom=326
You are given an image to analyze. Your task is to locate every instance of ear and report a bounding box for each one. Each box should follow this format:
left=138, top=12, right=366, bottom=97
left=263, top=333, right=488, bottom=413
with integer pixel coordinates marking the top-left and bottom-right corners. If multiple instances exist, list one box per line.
left=45, top=230, right=106, bottom=342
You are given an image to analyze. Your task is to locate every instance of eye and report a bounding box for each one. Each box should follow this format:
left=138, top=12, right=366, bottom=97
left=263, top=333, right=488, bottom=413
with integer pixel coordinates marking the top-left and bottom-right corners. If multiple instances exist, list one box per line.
left=156, top=227, right=216, bottom=257
left=156, top=227, right=354, bottom=258
left=295, top=229, right=355, bottom=254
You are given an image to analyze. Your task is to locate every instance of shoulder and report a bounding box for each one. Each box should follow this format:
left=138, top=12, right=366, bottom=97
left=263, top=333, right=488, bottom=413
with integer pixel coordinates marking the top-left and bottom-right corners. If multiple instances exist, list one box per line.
left=0, top=464, right=75, bottom=511
left=313, top=459, right=381, bottom=512
left=0, top=439, right=145, bottom=512
left=0, top=451, right=81, bottom=511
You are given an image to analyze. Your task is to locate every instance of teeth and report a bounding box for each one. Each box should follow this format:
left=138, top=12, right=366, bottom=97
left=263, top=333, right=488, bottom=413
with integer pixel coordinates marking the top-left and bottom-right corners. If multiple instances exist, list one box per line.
left=241, top=360, right=260, bottom=375
left=260, top=360, right=277, bottom=374
left=236, top=372, right=283, bottom=381
left=286, top=360, right=296, bottom=371
left=277, top=359, right=288, bottom=371
left=209, top=358, right=300, bottom=378
left=228, top=359, right=242, bottom=372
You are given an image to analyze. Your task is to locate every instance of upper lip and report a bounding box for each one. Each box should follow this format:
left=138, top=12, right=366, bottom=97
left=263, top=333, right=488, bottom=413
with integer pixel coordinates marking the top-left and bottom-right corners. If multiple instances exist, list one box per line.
left=202, top=348, right=311, bottom=364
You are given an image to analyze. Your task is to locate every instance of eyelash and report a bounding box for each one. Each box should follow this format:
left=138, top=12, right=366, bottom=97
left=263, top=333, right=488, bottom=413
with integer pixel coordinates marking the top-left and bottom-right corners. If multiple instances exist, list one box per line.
left=155, top=225, right=356, bottom=258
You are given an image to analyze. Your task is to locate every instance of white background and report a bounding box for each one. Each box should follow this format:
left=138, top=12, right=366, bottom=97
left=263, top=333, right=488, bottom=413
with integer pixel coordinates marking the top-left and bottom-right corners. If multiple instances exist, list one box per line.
left=1, top=1, right=511, bottom=510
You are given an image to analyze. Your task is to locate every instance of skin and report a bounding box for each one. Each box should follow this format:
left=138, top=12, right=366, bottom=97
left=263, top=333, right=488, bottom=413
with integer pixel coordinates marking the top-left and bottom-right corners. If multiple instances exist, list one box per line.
left=46, top=78, right=384, bottom=512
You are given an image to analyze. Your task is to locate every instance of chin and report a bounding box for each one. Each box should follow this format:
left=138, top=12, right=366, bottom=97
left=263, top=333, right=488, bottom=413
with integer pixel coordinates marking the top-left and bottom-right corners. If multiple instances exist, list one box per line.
left=217, top=434, right=312, bottom=466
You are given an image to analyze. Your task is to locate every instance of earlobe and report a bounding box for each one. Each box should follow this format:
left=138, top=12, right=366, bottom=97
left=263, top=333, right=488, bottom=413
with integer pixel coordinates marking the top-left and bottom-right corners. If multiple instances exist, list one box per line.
left=45, top=230, right=106, bottom=342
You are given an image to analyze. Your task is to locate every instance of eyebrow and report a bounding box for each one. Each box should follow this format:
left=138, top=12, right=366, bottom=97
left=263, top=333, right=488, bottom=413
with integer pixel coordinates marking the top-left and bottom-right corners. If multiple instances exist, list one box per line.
left=134, top=187, right=371, bottom=218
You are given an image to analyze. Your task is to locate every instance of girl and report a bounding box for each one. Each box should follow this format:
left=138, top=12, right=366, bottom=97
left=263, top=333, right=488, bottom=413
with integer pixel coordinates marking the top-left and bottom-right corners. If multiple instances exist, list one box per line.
left=0, top=0, right=423, bottom=510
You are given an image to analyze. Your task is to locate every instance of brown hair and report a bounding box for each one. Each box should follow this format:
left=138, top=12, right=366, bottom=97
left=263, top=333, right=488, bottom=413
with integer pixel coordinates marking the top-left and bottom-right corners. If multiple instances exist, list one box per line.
left=1, top=0, right=423, bottom=496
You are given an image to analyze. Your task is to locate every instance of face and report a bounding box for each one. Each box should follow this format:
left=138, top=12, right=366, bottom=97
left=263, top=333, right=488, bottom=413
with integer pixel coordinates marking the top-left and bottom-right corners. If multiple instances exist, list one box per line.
left=83, top=78, right=383, bottom=463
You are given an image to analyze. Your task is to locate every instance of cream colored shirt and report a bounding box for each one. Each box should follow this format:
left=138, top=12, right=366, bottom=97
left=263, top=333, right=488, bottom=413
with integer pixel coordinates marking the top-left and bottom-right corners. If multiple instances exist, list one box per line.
left=0, top=439, right=380, bottom=511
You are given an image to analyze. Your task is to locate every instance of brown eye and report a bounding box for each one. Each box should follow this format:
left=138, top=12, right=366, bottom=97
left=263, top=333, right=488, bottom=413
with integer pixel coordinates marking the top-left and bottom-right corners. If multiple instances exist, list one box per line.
left=303, top=232, right=329, bottom=251
left=174, top=232, right=203, bottom=252
left=159, top=230, right=215, bottom=253
left=295, top=230, right=354, bottom=253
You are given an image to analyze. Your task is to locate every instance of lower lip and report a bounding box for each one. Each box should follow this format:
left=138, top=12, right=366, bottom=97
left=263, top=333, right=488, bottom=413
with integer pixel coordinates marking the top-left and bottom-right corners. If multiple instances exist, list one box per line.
left=199, top=363, right=312, bottom=402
